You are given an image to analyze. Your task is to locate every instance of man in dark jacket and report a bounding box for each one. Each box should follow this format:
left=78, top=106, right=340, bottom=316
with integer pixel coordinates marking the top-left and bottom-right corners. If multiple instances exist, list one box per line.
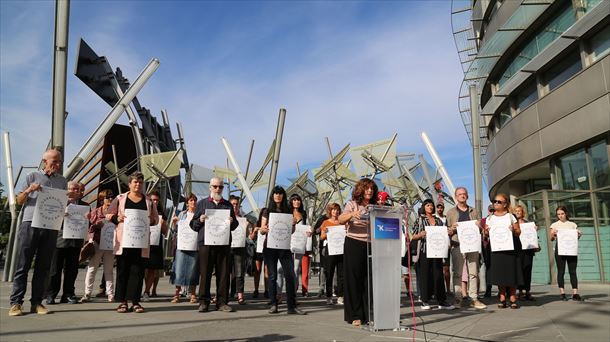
left=190, top=177, right=238, bottom=313
left=46, top=181, right=88, bottom=305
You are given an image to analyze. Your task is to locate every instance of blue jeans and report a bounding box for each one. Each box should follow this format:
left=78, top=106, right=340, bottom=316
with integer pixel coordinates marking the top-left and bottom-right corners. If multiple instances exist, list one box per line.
left=10, top=222, right=58, bottom=305
left=264, top=248, right=296, bottom=309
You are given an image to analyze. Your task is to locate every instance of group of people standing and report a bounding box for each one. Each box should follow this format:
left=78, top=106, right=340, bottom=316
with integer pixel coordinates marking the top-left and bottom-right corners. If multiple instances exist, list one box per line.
left=7, top=149, right=583, bottom=322
left=410, top=187, right=583, bottom=312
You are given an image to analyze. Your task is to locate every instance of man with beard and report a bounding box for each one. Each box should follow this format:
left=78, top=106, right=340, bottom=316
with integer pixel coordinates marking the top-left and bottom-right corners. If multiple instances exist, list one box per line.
left=190, top=177, right=238, bottom=313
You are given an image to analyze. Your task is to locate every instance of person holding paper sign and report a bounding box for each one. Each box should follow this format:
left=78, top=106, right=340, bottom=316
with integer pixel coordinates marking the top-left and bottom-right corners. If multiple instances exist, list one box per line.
left=106, top=171, right=159, bottom=314
left=550, top=206, right=582, bottom=301
left=80, top=189, right=115, bottom=303
left=46, top=181, right=88, bottom=305
left=260, top=186, right=306, bottom=315
left=338, top=178, right=376, bottom=327
left=411, top=199, right=454, bottom=310
left=9, top=149, right=67, bottom=317
left=320, top=203, right=345, bottom=305
left=190, top=177, right=238, bottom=313
left=229, top=195, right=248, bottom=305
left=250, top=208, right=270, bottom=300
left=142, top=190, right=168, bottom=301
left=170, top=193, right=199, bottom=304
left=290, top=193, right=311, bottom=297
left=514, top=205, right=539, bottom=301
left=483, top=193, right=522, bottom=309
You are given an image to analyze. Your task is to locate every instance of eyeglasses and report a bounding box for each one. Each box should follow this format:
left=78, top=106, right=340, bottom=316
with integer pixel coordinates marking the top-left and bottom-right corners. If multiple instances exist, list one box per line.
left=492, top=200, right=505, bottom=204
left=211, top=185, right=224, bottom=189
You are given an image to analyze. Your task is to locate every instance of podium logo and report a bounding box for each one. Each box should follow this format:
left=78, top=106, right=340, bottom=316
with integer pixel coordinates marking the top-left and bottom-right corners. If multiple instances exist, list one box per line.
left=374, top=217, right=400, bottom=239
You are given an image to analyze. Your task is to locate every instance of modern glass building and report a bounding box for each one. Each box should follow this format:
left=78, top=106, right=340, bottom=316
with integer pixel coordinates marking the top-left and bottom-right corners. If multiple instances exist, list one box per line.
left=452, top=0, right=609, bottom=283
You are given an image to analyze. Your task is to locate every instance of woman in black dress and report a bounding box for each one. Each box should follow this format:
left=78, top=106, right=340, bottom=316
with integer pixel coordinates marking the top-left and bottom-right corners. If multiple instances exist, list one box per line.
left=484, top=193, right=522, bottom=309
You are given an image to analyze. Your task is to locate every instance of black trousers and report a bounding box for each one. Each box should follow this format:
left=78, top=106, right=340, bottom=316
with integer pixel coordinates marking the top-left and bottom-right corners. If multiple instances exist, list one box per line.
left=264, top=248, right=297, bottom=309
left=199, top=245, right=230, bottom=306
left=47, top=247, right=81, bottom=299
left=10, top=222, right=57, bottom=305
left=416, top=250, right=447, bottom=303
left=115, top=248, right=146, bottom=303
left=519, top=252, right=534, bottom=292
left=343, top=237, right=369, bottom=324
left=325, top=249, right=344, bottom=298
left=555, top=249, right=578, bottom=289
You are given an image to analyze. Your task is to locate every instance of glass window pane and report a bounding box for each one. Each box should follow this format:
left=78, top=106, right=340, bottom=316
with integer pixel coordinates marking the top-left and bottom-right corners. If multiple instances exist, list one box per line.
left=515, top=80, right=538, bottom=112
left=545, top=50, right=582, bottom=91
left=591, top=25, right=610, bottom=62
left=557, top=148, right=590, bottom=190
left=591, top=141, right=610, bottom=189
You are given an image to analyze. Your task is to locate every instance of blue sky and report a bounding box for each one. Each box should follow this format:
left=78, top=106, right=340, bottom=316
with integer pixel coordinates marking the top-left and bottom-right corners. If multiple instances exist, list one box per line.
left=0, top=0, right=487, bottom=205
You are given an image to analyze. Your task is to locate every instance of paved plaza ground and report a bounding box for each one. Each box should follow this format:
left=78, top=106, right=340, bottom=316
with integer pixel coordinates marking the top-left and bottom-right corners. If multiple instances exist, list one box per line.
left=1, top=268, right=609, bottom=342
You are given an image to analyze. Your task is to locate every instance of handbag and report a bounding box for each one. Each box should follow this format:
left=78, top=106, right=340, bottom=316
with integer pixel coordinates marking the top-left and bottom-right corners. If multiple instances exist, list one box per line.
left=79, top=241, right=96, bottom=263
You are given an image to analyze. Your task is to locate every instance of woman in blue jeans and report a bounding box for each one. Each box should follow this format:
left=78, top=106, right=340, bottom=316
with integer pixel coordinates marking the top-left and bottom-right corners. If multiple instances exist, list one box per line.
left=260, top=186, right=306, bottom=315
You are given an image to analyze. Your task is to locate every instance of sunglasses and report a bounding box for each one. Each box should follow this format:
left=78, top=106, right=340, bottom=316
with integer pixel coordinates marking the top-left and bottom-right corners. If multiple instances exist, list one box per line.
left=211, top=185, right=224, bottom=189
left=492, top=200, right=505, bottom=204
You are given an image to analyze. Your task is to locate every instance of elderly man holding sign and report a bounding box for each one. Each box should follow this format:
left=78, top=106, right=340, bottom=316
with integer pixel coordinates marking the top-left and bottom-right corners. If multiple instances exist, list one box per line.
left=9, top=149, right=67, bottom=317
left=190, top=177, right=238, bottom=313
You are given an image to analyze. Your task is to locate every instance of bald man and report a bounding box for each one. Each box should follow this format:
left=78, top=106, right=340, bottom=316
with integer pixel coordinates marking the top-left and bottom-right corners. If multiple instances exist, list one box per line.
left=9, top=149, right=68, bottom=316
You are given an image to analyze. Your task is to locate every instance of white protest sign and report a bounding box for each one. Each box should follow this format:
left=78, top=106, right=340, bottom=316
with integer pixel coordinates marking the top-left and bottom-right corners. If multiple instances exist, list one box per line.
left=327, top=225, right=346, bottom=256
left=231, top=217, right=248, bottom=248
left=557, top=229, right=578, bottom=256
left=63, top=204, right=89, bottom=239
left=32, top=187, right=68, bottom=230
left=204, top=209, right=231, bottom=245
left=425, top=226, right=449, bottom=258
left=123, top=209, right=150, bottom=248
left=456, top=220, right=481, bottom=254
left=519, top=222, right=539, bottom=250
left=267, top=213, right=293, bottom=250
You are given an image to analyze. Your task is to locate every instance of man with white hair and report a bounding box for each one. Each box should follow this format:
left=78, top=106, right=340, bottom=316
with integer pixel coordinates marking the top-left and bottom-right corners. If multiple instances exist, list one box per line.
left=9, top=149, right=68, bottom=316
left=190, top=177, right=238, bottom=313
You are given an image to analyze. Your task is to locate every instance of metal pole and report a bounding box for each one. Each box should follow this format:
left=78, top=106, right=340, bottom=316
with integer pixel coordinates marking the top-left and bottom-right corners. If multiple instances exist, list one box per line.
left=238, top=140, right=255, bottom=204
left=380, top=133, right=398, bottom=163
left=420, top=131, right=457, bottom=201
left=266, top=108, right=286, bottom=207
left=469, top=84, right=483, bottom=218
left=398, top=156, right=426, bottom=202
left=419, top=154, right=436, bottom=205
left=222, top=137, right=259, bottom=214
left=51, top=0, right=70, bottom=161
left=3, top=132, right=18, bottom=281
left=109, top=77, right=144, bottom=160
left=325, top=137, right=334, bottom=158
left=64, top=58, right=160, bottom=180
left=111, top=144, right=122, bottom=193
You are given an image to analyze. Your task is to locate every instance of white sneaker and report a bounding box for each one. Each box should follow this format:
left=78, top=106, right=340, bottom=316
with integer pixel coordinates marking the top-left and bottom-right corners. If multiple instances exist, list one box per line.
left=142, top=293, right=150, bottom=302
left=439, top=302, right=456, bottom=310
left=108, top=295, right=114, bottom=302
left=326, top=298, right=333, bottom=305
left=337, top=297, right=344, bottom=305
left=421, top=302, right=431, bottom=310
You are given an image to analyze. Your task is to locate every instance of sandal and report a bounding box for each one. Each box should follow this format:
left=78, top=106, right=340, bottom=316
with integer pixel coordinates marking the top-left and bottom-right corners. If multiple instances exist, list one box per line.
left=116, top=303, right=128, bottom=313
left=510, top=301, right=520, bottom=309
left=352, top=319, right=361, bottom=327
left=131, top=304, right=145, bottom=313
left=238, top=297, right=246, bottom=305
left=497, top=301, right=507, bottom=308
left=190, top=295, right=198, bottom=304
left=171, top=296, right=180, bottom=303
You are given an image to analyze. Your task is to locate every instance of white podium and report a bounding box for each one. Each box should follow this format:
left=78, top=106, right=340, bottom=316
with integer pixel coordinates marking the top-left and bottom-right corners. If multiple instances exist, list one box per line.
left=367, top=205, right=403, bottom=331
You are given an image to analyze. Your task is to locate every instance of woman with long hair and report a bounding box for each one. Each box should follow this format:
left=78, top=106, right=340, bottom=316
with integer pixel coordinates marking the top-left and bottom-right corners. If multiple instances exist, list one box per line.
left=106, top=171, right=159, bottom=313
left=290, top=193, right=311, bottom=297
left=338, top=178, right=377, bottom=326
left=169, top=193, right=199, bottom=303
left=260, top=186, right=306, bottom=315
left=319, top=202, right=344, bottom=305
left=550, top=206, right=582, bottom=301
left=484, top=193, right=522, bottom=309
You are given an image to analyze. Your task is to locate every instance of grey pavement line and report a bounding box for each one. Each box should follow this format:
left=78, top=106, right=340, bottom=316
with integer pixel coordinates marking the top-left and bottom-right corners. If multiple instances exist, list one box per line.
left=480, top=327, right=540, bottom=339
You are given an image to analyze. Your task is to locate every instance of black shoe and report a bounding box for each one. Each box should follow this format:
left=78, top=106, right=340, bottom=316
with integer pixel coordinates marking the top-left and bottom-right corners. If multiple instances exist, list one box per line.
left=268, top=305, right=279, bottom=314
left=287, top=307, right=306, bottom=315
left=198, top=302, right=209, bottom=312
left=252, top=290, right=259, bottom=299
left=559, top=294, right=568, bottom=301
left=59, top=296, right=69, bottom=304
left=572, top=294, right=582, bottom=301
left=67, top=296, right=80, bottom=304
left=46, top=297, right=56, bottom=305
